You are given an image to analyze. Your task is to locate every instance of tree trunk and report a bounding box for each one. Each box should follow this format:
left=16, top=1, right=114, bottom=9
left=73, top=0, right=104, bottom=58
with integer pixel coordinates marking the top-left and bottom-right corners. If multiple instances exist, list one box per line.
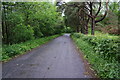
left=85, top=25, right=88, bottom=34
left=2, top=5, right=8, bottom=44
left=76, top=26, right=79, bottom=33
left=91, top=18, right=95, bottom=35
left=89, top=2, right=95, bottom=35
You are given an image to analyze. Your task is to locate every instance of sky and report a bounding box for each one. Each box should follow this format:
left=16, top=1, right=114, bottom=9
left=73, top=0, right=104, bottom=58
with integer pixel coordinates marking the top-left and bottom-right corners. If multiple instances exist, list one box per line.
left=2, top=0, right=119, bottom=2
left=53, top=0, right=119, bottom=2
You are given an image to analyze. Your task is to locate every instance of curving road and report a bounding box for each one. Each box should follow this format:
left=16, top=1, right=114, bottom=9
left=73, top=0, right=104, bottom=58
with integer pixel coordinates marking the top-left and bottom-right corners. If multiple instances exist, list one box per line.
left=2, top=34, right=92, bottom=78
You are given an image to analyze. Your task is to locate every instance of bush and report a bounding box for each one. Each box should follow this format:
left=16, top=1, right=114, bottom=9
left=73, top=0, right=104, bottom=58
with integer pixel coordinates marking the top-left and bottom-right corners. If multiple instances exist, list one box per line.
left=62, top=27, right=74, bottom=33
left=33, top=26, right=44, bottom=38
left=82, top=34, right=119, bottom=61
left=72, top=33, right=81, bottom=38
left=72, top=33, right=119, bottom=78
left=10, top=24, right=34, bottom=43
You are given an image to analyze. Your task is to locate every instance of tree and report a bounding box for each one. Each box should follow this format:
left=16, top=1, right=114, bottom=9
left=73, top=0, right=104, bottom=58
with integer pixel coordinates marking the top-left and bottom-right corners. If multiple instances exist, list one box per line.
left=2, top=2, right=63, bottom=44
left=64, top=2, right=80, bottom=32
left=57, top=2, right=88, bottom=33
left=83, top=1, right=109, bottom=35
left=57, top=0, right=110, bottom=35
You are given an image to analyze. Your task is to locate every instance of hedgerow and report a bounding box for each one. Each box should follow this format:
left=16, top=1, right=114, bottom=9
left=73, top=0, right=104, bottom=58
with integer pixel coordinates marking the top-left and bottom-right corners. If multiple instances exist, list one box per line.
left=71, top=33, right=119, bottom=78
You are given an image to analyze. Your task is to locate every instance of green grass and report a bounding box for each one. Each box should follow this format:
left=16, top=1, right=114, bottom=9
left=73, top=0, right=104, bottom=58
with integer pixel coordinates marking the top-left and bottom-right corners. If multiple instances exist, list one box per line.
left=71, top=32, right=119, bottom=78
left=2, top=34, right=62, bottom=62
left=93, top=31, right=118, bottom=39
left=88, top=29, right=119, bottom=39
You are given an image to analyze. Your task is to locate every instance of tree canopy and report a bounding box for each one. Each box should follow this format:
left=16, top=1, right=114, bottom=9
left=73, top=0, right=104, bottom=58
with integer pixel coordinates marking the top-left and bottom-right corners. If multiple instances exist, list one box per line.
left=2, top=2, right=64, bottom=44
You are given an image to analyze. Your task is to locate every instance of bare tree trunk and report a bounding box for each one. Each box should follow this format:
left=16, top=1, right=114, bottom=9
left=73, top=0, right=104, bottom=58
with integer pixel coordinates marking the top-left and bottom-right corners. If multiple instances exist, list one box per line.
left=2, top=18, right=5, bottom=43
left=91, top=18, right=95, bottom=35
left=76, top=26, right=79, bottom=33
left=85, top=25, right=88, bottom=34
left=86, top=18, right=90, bottom=34
left=6, top=5, right=9, bottom=44
left=2, top=5, right=8, bottom=44
left=89, top=2, right=95, bottom=35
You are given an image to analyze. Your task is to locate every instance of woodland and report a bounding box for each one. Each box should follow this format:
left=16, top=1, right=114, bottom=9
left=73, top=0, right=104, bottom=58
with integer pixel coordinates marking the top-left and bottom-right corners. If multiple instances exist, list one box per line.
left=1, top=0, right=120, bottom=78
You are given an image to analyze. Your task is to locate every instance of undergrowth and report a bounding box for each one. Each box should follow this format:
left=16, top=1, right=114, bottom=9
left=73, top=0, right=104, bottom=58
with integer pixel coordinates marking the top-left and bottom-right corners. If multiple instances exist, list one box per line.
left=71, top=33, right=119, bottom=78
left=2, top=34, right=61, bottom=62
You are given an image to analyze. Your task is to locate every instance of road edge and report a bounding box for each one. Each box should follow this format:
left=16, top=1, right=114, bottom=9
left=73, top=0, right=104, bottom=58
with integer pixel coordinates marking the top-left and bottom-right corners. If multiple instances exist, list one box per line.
left=2, top=35, right=63, bottom=64
left=70, top=36, right=98, bottom=78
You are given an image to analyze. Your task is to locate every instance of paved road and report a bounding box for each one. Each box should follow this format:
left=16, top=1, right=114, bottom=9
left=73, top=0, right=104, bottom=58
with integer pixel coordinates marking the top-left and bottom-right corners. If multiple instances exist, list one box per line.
left=2, top=34, right=91, bottom=78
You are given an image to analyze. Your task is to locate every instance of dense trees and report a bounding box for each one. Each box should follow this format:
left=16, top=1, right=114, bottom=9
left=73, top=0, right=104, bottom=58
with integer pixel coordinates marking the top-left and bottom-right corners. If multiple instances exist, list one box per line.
left=96, top=2, right=119, bottom=35
left=57, top=1, right=119, bottom=35
left=2, top=1, right=119, bottom=44
left=84, top=1, right=109, bottom=35
left=2, top=2, right=63, bottom=44
left=1, top=1, right=119, bottom=78
left=64, top=3, right=80, bottom=33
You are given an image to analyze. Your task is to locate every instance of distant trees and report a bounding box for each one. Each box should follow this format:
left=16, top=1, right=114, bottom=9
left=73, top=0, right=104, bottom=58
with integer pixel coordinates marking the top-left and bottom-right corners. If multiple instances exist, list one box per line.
left=64, top=3, right=80, bottom=33
left=96, top=2, right=120, bottom=35
left=2, top=2, right=63, bottom=44
left=57, top=0, right=109, bottom=35
left=83, top=1, right=109, bottom=35
left=2, top=1, right=119, bottom=45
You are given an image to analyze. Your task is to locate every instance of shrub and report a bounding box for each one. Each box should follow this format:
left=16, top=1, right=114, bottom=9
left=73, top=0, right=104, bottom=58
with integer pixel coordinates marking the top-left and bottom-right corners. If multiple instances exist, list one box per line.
left=11, top=24, right=34, bottom=43
left=72, top=33, right=119, bottom=78
left=33, top=26, right=44, bottom=38
left=74, top=33, right=119, bottom=61
left=2, top=34, right=61, bottom=61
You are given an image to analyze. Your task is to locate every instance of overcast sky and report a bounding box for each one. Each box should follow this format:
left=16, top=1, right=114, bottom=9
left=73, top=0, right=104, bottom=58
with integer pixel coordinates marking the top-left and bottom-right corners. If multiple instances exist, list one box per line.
left=2, top=0, right=119, bottom=2
left=53, top=0, right=119, bottom=2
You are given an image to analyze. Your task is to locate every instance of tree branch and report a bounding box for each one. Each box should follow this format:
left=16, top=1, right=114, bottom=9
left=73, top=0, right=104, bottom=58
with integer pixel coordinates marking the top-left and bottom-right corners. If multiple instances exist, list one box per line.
left=84, top=6, right=90, bottom=11
left=81, top=9, right=93, bottom=18
left=95, top=0, right=101, bottom=17
left=95, top=1, right=109, bottom=23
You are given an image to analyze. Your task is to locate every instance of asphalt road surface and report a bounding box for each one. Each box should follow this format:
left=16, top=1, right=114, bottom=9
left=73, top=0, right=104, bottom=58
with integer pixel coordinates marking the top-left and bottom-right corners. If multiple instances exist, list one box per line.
left=2, top=34, right=92, bottom=78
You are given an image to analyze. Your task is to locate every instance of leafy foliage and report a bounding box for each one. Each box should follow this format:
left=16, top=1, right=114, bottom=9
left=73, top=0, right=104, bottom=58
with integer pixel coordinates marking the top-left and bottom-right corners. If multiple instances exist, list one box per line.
left=96, top=2, right=119, bottom=35
left=72, top=33, right=119, bottom=78
left=12, top=24, right=34, bottom=43
left=2, top=34, right=61, bottom=61
left=2, top=2, right=64, bottom=44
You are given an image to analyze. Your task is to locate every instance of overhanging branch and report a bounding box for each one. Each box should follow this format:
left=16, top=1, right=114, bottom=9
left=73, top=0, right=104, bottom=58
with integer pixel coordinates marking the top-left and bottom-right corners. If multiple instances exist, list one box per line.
left=95, top=1, right=109, bottom=23
left=95, top=0, right=101, bottom=17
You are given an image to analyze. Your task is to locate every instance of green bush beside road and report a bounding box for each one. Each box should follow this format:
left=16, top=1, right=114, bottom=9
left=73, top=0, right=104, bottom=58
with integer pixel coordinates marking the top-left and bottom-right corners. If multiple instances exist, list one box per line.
left=2, top=34, right=62, bottom=62
left=71, top=33, right=119, bottom=78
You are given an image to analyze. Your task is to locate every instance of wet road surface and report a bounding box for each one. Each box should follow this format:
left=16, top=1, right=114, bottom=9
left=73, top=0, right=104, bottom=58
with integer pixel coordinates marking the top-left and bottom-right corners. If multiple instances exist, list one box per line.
left=2, top=34, right=92, bottom=78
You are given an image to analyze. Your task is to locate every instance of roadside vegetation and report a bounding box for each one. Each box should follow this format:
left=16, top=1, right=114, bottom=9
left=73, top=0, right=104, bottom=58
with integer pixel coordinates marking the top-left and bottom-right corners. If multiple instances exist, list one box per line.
left=2, top=2, right=65, bottom=61
left=2, top=1, right=119, bottom=79
left=71, top=32, right=119, bottom=78
left=57, top=1, right=119, bottom=78
left=2, top=34, right=62, bottom=61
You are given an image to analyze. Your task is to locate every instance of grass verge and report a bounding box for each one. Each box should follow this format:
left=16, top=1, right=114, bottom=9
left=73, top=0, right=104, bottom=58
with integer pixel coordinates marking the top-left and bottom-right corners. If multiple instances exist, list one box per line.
left=71, top=33, right=119, bottom=78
